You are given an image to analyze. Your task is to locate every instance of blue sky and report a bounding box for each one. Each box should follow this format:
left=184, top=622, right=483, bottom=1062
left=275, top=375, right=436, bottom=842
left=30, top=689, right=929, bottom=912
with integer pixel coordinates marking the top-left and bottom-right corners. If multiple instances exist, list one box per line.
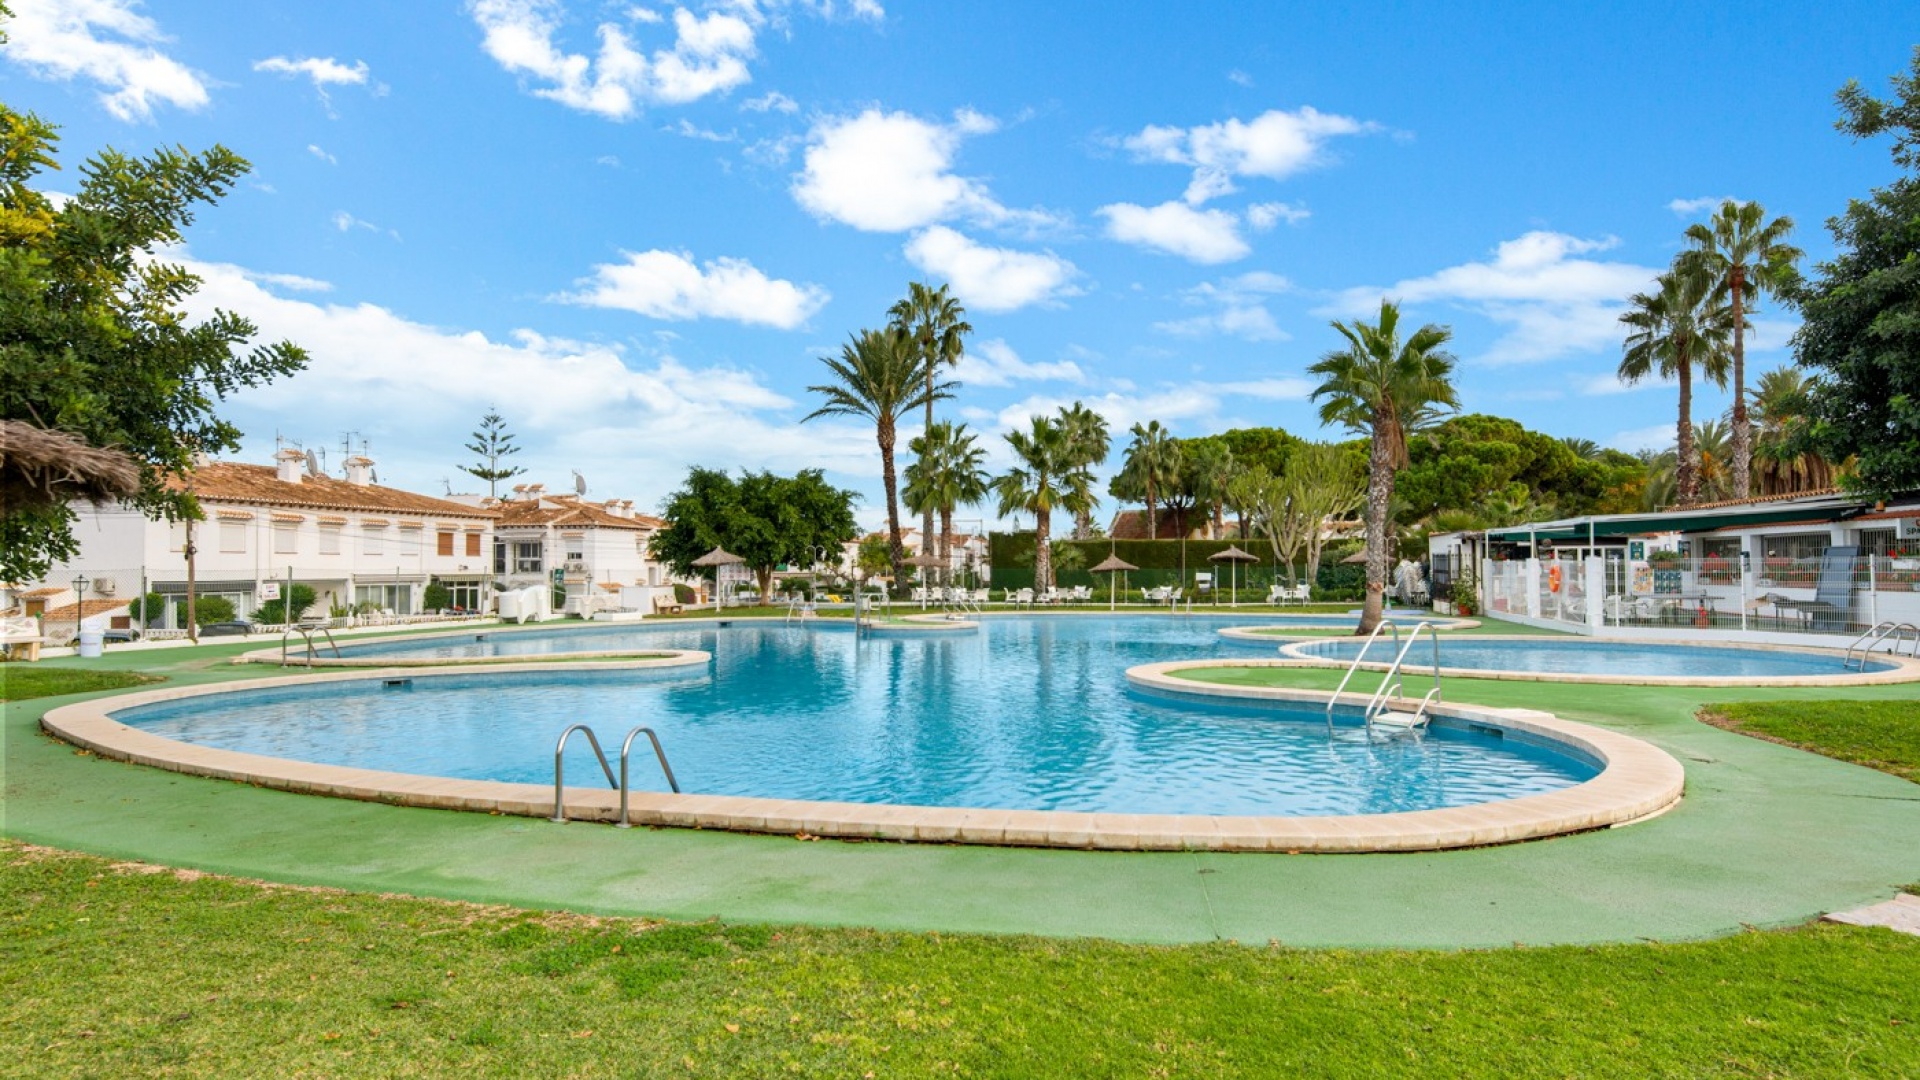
left=3, top=1, right=1910, bottom=526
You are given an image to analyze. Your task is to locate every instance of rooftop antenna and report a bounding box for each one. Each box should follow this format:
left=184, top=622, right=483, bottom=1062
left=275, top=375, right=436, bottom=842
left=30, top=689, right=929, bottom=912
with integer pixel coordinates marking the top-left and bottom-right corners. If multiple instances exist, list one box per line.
left=572, top=470, right=588, bottom=498
left=442, top=477, right=453, bottom=496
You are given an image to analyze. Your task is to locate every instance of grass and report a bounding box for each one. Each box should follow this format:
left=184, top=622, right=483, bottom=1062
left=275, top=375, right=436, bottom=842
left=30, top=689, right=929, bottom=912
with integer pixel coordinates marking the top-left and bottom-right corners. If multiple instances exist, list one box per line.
left=0, top=667, right=162, bottom=702
left=1702, top=700, right=1920, bottom=784
left=4, top=842, right=1918, bottom=1079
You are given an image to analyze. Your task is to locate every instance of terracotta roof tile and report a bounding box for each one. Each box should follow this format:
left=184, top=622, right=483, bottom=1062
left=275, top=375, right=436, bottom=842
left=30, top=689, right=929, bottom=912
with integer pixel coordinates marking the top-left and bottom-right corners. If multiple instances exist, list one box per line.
left=494, top=495, right=656, bottom=532
left=1684, top=487, right=1843, bottom=512
left=169, top=463, right=496, bottom=519
left=40, top=598, right=128, bottom=621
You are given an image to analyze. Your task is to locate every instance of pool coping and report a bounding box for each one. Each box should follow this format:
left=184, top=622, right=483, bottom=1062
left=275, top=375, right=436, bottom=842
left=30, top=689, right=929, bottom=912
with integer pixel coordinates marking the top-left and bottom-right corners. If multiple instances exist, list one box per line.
left=236, top=637, right=714, bottom=669
left=1218, top=618, right=1481, bottom=642
left=40, top=660, right=1684, bottom=854
left=1246, top=633, right=1920, bottom=687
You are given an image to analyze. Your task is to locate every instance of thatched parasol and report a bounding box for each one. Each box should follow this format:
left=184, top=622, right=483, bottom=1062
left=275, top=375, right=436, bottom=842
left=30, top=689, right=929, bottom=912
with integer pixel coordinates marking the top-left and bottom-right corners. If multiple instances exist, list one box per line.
left=691, top=547, right=745, bottom=611
left=0, top=420, right=140, bottom=515
left=1090, top=553, right=1138, bottom=611
left=904, top=552, right=947, bottom=607
left=1207, top=545, right=1260, bottom=607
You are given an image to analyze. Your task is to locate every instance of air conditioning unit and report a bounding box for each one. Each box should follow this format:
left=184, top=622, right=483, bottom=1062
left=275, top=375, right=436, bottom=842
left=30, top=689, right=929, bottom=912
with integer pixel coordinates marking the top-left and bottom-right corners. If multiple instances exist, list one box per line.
left=1897, top=518, right=1920, bottom=541
left=92, top=577, right=117, bottom=596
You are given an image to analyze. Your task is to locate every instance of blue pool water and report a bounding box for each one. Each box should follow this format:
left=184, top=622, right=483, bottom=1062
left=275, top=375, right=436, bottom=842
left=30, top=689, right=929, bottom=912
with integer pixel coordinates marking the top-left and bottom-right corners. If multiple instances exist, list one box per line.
left=1291, top=636, right=1879, bottom=678
left=114, top=617, right=1599, bottom=817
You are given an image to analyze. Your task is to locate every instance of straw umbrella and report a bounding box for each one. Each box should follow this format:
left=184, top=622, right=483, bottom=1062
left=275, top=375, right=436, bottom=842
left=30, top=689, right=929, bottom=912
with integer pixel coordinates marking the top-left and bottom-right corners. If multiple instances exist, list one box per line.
left=691, top=546, right=745, bottom=613
left=1090, top=553, right=1138, bottom=612
left=1207, top=545, right=1260, bottom=608
left=905, top=552, right=946, bottom=608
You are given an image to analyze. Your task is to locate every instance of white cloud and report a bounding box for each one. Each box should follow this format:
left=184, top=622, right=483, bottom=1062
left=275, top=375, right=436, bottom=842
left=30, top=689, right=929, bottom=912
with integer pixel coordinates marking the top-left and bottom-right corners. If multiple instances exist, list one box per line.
left=987, top=376, right=1313, bottom=444
left=1121, top=107, right=1375, bottom=204
left=741, top=89, right=798, bottom=113
left=1608, top=424, right=1675, bottom=454
left=668, top=119, right=736, bottom=142
left=1154, top=271, right=1291, bottom=341
left=1098, top=201, right=1249, bottom=263
left=331, top=211, right=381, bottom=233
left=1, top=0, right=210, bottom=121
left=1328, top=231, right=1659, bottom=366
left=952, top=339, right=1087, bottom=388
left=1227, top=69, right=1253, bottom=88
left=902, top=227, right=1080, bottom=313
left=1247, top=201, right=1309, bottom=230
left=560, top=249, right=829, bottom=329
left=177, top=255, right=882, bottom=511
left=791, top=108, right=1061, bottom=233
left=243, top=269, right=334, bottom=293
left=467, top=0, right=758, bottom=119
left=308, top=144, right=338, bottom=165
left=253, top=56, right=374, bottom=110
left=1580, top=372, right=1664, bottom=396
left=1667, top=195, right=1734, bottom=216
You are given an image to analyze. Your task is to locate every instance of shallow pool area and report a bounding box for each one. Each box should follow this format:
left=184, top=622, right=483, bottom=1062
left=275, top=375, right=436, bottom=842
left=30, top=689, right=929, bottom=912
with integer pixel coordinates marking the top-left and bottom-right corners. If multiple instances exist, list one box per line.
left=1283, top=635, right=1891, bottom=681
left=117, top=618, right=1600, bottom=818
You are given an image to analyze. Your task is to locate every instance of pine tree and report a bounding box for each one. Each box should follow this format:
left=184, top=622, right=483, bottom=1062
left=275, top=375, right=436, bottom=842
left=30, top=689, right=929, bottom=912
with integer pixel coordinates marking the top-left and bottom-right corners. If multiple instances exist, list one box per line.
left=460, top=411, right=526, bottom=497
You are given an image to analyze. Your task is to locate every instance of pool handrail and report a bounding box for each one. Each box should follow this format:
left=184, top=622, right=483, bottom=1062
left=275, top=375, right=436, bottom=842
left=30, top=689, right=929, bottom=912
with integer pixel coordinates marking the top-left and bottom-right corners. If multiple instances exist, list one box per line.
left=1325, top=619, right=1401, bottom=731
left=551, top=723, right=619, bottom=823
left=1843, top=620, right=1920, bottom=670
left=1363, top=620, right=1442, bottom=736
left=279, top=622, right=341, bottom=668
left=616, top=725, right=680, bottom=828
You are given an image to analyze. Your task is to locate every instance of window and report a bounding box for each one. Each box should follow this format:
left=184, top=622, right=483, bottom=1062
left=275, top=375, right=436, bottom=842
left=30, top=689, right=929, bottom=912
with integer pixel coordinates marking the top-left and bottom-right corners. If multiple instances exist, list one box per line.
left=318, top=525, right=341, bottom=556
left=219, top=520, right=246, bottom=554
left=363, top=525, right=385, bottom=556
left=562, top=533, right=585, bottom=563
left=514, top=541, right=543, bottom=574
left=169, top=521, right=188, bottom=553
left=436, top=530, right=454, bottom=557
left=1763, top=534, right=1829, bottom=561
left=1858, top=528, right=1901, bottom=558
left=444, top=580, right=482, bottom=611
left=353, top=583, right=412, bottom=615
left=465, top=532, right=481, bottom=557
left=274, top=521, right=299, bottom=555
left=494, top=540, right=507, bottom=574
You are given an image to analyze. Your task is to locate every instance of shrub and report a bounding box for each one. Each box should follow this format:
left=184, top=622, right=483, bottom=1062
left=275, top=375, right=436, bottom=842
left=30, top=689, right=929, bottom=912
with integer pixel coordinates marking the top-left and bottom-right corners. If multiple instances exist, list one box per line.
left=253, top=584, right=318, bottom=625
left=673, top=583, right=696, bottom=605
left=127, top=591, right=167, bottom=627
left=193, top=595, right=236, bottom=626
left=422, top=580, right=451, bottom=611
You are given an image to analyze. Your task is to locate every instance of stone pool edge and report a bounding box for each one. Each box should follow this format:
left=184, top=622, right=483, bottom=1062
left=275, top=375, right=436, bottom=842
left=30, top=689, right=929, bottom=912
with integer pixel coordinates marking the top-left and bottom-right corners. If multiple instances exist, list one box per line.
left=41, top=660, right=1683, bottom=854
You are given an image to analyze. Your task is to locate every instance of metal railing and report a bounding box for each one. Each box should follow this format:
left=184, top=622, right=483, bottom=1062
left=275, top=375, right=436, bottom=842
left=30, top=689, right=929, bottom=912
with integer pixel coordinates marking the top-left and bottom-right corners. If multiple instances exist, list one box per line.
left=1843, top=621, right=1920, bottom=670
left=1325, top=619, right=1401, bottom=732
left=1361, top=620, right=1441, bottom=736
left=551, top=723, right=682, bottom=825
left=279, top=622, right=341, bottom=667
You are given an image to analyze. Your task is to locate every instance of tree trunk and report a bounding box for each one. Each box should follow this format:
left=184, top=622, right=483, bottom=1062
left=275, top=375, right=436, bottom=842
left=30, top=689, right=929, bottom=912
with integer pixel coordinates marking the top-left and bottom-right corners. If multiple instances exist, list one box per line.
left=757, top=566, right=775, bottom=604
left=1144, top=483, right=1158, bottom=541
left=1034, top=508, right=1052, bottom=593
left=921, top=375, right=936, bottom=574
left=1212, top=500, right=1225, bottom=539
left=939, top=507, right=953, bottom=586
left=1357, top=423, right=1396, bottom=635
left=1675, top=360, right=1698, bottom=506
left=880, top=421, right=905, bottom=591
left=1729, top=266, right=1751, bottom=501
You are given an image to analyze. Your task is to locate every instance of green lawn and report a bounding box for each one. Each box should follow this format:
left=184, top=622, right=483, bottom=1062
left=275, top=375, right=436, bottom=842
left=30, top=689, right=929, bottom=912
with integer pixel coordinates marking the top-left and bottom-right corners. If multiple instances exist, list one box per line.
left=4, top=842, right=1916, bottom=1078
left=1703, top=700, right=1920, bottom=783
left=0, top=667, right=162, bottom=702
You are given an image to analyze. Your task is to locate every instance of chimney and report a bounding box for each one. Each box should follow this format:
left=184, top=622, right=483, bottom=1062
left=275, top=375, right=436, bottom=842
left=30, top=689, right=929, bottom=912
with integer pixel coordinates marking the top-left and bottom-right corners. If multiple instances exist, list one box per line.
left=274, top=447, right=305, bottom=484
left=344, top=455, right=375, bottom=486
left=603, top=499, right=625, bottom=519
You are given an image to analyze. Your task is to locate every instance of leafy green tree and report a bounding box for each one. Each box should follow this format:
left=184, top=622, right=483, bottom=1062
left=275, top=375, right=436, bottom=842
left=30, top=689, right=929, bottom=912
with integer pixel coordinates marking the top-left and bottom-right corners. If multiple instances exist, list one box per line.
left=652, top=468, right=859, bottom=599
left=127, top=591, right=166, bottom=628
left=1056, top=402, right=1111, bottom=539
left=1181, top=436, right=1236, bottom=538
left=1288, top=441, right=1368, bottom=588
left=254, top=583, right=319, bottom=625
left=1112, top=420, right=1182, bottom=539
left=804, top=328, right=949, bottom=586
left=1618, top=267, right=1733, bottom=506
left=192, top=595, right=236, bottom=627
left=1227, top=465, right=1306, bottom=585
left=0, top=103, right=308, bottom=583
left=1750, top=366, right=1838, bottom=495
left=890, top=282, right=972, bottom=554
left=459, top=410, right=526, bottom=497
left=903, top=420, right=990, bottom=581
left=855, top=534, right=892, bottom=583
left=993, top=416, right=1083, bottom=592
left=1216, top=428, right=1299, bottom=538
left=1794, top=48, right=1920, bottom=497
left=1309, top=300, right=1459, bottom=634
left=1681, top=201, right=1803, bottom=499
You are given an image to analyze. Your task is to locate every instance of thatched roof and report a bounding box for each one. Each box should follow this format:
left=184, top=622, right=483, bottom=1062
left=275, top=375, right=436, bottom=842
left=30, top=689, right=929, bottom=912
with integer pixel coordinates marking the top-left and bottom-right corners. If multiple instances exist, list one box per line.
left=691, top=546, right=745, bottom=567
left=0, top=421, right=141, bottom=513
left=1090, top=554, right=1138, bottom=573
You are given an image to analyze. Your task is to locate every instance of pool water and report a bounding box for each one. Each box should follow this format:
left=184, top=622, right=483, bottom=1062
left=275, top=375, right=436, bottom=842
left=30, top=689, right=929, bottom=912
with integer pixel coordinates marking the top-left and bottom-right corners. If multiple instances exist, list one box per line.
left=1290, top=636, right=1879, bottom=678
left=116, top=618, right=1599, bottom=817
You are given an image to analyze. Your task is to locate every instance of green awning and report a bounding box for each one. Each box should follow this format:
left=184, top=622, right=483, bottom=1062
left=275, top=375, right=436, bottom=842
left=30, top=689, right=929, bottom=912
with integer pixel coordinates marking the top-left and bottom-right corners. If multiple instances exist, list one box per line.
left=1485, top=503, right=1852, bottom=542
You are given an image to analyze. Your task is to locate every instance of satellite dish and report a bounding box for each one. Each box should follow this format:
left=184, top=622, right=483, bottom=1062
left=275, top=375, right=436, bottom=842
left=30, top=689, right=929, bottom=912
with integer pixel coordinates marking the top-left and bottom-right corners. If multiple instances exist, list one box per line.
left=305, top=448, right=322, bottom=476
left=573, top=471, right=588, bottom=497
left=370, top=467, right=380, bottom=484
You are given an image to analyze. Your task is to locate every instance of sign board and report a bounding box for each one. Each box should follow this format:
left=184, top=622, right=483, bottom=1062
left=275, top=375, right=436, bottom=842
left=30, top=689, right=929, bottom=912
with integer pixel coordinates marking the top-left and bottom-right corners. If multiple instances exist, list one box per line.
left=256, top=582, right=281, bottom=601
left=1628, top=540, right=1645, bottom=560
left=1653, top=569, right=1683, bottom=596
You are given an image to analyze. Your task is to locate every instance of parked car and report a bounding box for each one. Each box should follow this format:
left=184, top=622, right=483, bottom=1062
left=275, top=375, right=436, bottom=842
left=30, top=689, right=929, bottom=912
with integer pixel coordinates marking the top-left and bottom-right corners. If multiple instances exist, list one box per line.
left=61, top=628, right=142, bottom=647
left=197, top=622, right=253, bottom=637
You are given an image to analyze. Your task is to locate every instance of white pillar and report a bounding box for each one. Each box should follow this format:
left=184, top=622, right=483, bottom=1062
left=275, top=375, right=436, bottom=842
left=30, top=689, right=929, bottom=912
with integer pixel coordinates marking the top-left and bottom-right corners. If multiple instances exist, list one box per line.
left=1585, top=556, right=1605, bottom=632
left=1525, top=558, right=1541, bottom=619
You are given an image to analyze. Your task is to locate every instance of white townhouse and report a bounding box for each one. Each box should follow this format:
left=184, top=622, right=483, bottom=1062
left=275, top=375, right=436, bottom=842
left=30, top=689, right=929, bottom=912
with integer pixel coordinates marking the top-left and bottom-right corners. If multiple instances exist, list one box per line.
left=30, top=448, right=498, bottom=629
left=838, top=527, right=990, bottom=581
left=476, top=483, right=671, bottom=613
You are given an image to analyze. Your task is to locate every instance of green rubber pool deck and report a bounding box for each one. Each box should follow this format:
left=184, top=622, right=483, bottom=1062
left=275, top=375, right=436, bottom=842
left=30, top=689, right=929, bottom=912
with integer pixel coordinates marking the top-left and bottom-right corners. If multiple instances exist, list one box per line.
left=5, top=620, right=1919, bottom=948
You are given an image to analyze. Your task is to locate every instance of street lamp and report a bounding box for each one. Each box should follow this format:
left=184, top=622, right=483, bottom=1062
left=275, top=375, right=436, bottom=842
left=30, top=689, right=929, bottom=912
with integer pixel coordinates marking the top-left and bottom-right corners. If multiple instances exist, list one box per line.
left=71, top=573, right=88, bottom=608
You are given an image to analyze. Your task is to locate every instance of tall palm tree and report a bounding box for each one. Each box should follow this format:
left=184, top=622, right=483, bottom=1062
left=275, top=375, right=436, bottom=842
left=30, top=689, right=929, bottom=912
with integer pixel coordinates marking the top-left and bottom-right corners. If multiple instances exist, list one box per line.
left=1184, top=439, right=1236, bottom=538
left=1749, top=366, right=1838, bottom=495
left=889, top=282, right=972, bottom=559
left=1056, top=402, right=1111, bottom=539
left=1119, top=420, right=1182, bottom=539
left=993, top=416, right=1082, bottom=594
left=1560, top=436, right=1603, bottom=460
left=903, top=421, right=990, bottom=583
left=1617, top=266, right=1733, bottom=507
left=1308, top=299, right=1459, bottom=634
left=1681, top=200, right=1802, bottom=500
left=805, top=327, right=950, bottom=589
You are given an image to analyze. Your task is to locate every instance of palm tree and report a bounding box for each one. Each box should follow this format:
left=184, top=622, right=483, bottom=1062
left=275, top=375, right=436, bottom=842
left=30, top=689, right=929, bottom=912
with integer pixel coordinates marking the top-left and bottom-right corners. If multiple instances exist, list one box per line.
left=1617, top=266, right=1733, bottom=507
left=1119, top=420, right=1182, bottom=539
left=1691, top=420, right=1735, bottom=503
left=1184, top=439, right=1237, bottom=538
left=1308, top=299, right=1459, bottom=634
left=889, top=282, right=973, bottom=559
left=1749, top=366, right=1838, bottom=495
left=994, top=416, right=1082, bottom=594
left=1560, top=436, right=1603, bottom=460
left=805, top=327, right=950, bottom=588
left=1681, top=200, right=1802, bottom=500
left=1056, top=402, right=1111, bottom=539
left=903, top=421, right=990, bottom=583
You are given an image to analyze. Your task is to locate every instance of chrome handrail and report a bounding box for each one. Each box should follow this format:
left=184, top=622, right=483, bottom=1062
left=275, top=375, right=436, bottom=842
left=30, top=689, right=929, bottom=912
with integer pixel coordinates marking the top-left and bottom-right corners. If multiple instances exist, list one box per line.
left=279, top=622, right=341, bottom=667
left=1364, top=620, right=1441, bottom=733
left=1843, top=620, right=1920, bottom=669
left=615, top=725, right=680, bottom=828
left=1325, top=618, right=1401, bottom=731
left=551, top=723, right=618, bottom=823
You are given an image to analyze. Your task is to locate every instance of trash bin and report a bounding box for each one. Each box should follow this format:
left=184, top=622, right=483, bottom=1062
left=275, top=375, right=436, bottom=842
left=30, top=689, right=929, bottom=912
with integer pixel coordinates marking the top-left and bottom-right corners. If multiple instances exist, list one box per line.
left=77, top=616, right=106, bottom=658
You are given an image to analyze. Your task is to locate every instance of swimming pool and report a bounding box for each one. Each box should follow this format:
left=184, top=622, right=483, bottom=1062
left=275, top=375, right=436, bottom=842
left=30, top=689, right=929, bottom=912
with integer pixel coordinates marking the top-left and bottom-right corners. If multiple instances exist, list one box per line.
left=114, top=618, right=1598, bottom=818
left=1281, top=635, right=1899, bottom=683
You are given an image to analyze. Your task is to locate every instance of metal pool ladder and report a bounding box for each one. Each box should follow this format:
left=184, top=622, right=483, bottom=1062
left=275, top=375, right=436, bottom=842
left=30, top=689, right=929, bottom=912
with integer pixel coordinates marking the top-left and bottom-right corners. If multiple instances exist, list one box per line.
left=280, top=622, right=341, bottom=667
left=1843, top=620, right=1920, bottom=670
left=551, top=723, right=681, bottom=826
left=1324, top=618, right=1443, bottom=737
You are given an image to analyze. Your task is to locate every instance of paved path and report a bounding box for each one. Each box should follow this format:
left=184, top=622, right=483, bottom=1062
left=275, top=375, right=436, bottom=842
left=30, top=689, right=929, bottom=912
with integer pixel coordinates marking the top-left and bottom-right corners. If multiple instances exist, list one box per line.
left=5, top=628, right=1919, bottom=947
